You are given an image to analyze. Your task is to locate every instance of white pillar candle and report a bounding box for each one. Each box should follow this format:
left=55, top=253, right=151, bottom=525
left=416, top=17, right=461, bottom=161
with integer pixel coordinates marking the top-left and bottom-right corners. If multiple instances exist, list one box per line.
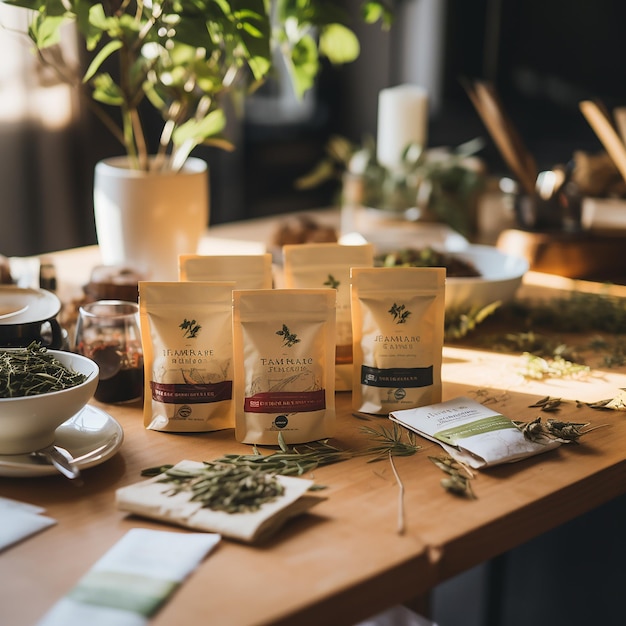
left=376, top=84, right=429, bottom=170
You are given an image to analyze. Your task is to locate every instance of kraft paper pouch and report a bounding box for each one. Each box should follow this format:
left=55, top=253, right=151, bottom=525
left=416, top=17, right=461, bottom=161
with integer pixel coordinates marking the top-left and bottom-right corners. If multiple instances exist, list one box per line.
left=233, top=289, right=336, bottom=445
left=283, top=242, right=374, bottom=391
left=351, top=266, right=446, bottom=416
left=139, top=281, right=235, bottom=432
left=178, top=253, right=273, bottom=288
left=390, top=396, right=561, bottom=468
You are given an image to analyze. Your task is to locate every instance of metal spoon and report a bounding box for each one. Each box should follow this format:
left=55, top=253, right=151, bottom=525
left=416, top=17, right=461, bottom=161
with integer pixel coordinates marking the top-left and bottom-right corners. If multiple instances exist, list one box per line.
left=32, top=444, right=81, bottom=480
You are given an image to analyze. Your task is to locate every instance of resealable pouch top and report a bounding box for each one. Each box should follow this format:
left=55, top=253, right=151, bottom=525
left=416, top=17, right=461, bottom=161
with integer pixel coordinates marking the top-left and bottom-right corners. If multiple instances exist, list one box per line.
left=178, top=253, right=273, bottom=289
left=233, top=288, right=336, bottom=445
left=139, top=281, right=235, bottom=432
left=351, top=266, right=446, bottom=416
left=282, top=242, right=374, bottom=391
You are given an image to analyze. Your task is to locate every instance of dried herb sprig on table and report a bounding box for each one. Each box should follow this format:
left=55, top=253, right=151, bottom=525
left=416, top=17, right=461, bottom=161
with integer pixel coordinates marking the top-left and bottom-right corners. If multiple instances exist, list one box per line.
left=359, top=423, right=421, bottom=461
left=578, top=388, right=626, bottom=410
left=528, top=396, right=563, bottom=412
left=520, top=353, right=590, bottom=380
left=429, top=455, right=476, bottom=499
left=0, top=342, right=87, bottom=397
left=156, top=462, right=285, bottom=514
left=444, top=301, right=502, bottom=340
left=513, top=417, right=597, bottom=444
left=514, top=291, right=626, bottom=334
left=143, top=426, right=421, bottom=481
left=143, top=426, right=421, bottom=531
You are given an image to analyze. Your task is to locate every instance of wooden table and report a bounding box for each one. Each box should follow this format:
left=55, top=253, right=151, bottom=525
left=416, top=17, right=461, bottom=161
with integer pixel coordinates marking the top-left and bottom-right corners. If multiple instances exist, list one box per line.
left=1, top=212, right=625, bottom=626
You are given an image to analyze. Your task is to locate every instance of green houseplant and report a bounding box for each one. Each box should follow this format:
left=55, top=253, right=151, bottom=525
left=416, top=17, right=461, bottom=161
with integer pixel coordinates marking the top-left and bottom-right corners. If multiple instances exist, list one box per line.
left=2, top=0, right=391, bottom=279
left=3, top=0, right=392, bottom=171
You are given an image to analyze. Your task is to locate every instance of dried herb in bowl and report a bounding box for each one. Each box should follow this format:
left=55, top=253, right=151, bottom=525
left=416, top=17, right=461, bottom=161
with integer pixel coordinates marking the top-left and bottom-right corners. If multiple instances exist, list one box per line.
left=0, top=343, right=87, bottom=398
left=375, top=247, right=481, bottom=277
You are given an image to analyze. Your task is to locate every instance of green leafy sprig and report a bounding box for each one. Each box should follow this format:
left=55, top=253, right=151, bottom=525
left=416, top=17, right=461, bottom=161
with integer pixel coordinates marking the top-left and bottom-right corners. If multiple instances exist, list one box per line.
left=143, top=425, right=421, bottom=481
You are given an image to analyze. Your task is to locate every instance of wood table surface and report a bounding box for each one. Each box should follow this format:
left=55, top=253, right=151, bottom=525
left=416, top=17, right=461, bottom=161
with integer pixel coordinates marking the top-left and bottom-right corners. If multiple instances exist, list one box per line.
left=1, top=211, right=625, bottom=626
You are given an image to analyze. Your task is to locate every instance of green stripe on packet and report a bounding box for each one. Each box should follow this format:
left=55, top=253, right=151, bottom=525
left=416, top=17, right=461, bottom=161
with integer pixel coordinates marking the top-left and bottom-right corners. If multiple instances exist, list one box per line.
left=68, top=570, right=178, bottom=617
left=434, top=414, right=516, bottom=445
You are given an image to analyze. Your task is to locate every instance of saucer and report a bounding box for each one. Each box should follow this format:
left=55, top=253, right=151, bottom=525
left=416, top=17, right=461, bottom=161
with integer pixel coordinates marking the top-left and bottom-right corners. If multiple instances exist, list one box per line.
left=0, top=285, right=61, bottom=324
left=0, top=405, right=123, bottom=477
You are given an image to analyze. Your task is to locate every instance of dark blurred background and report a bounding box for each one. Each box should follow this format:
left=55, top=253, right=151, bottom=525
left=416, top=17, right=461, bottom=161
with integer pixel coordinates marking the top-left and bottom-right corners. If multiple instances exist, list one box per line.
left=1, top=0, right=626, bottom=256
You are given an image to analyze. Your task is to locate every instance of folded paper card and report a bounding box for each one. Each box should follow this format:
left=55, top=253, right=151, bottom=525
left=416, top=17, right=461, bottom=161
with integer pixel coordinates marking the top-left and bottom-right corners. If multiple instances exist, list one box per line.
left=37, top=528, right=220, bottom=626
left=0, top=496, right=56, bottom=552
left=390, top=396, right=560, bottom=468
left=116, top=460, right=324, bottom=543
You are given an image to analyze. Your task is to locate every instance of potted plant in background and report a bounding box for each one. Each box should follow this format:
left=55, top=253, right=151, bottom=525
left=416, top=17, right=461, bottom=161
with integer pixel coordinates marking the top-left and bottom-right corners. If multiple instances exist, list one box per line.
left=3, top=0, right=392, bottom=279
left=296, top=134, right=487, bottom=239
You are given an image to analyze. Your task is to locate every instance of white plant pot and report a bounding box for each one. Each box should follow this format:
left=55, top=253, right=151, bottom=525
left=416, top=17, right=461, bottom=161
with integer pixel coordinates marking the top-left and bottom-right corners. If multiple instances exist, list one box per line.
left=93, top=156, right=209, bottom=281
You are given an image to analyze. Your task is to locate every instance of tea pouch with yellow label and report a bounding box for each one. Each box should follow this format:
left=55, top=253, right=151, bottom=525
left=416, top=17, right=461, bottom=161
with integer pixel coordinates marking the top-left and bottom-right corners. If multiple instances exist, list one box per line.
left=351, top=266, right=446, bottom=416
left=282, top=242, right=374, bottom=391
left=233, top=289, right=336, bottom=445
left=139, top=281, right=235, bottom=432
left=178, top=253, right=273, bottom=289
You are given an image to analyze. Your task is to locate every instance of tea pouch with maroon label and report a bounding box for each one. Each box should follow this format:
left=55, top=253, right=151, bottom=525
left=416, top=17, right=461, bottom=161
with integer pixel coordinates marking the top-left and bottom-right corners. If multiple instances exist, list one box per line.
left=282, top=242, right=374, bottom=391
left=139, top=281, right=235, bottom=432
left=351, top=267, right=446, bottom=416
left=178, top=253, right=273, bottom=289
left=233, top=289, right=336, bottom=445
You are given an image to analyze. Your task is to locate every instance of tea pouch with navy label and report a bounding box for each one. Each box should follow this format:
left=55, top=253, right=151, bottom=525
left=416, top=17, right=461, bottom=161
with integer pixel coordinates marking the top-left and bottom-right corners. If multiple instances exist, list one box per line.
left=351, top=267, right=446, bottom=416
left=178, top=253, right=273, bottom=289
left=282, top=242, right=374, bottom=391
left=233, top=289, right=336, bottom=445
left=139, top=281, right=235, bottom=432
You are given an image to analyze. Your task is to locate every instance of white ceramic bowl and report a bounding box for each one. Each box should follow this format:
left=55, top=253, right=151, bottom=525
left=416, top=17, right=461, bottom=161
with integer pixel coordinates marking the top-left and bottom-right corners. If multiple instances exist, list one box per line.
left=444, top=244, right=529, bottom=311
left=0, top=350, right=99, bottom=455
left=374, top=243, right=529, bottom=311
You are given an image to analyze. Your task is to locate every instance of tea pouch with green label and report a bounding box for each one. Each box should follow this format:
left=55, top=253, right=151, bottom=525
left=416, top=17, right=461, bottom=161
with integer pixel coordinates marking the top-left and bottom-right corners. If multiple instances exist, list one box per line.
left=233, top=289, right=336, bottom=445
left=139, top=281, right=235, bottom=432
left=390, top=396, right=561, bottom=468
left=283, top=242, right=374, bottom=391
left=178, top=253, right=273, bottom=289
left=351, top=266, right=446, bottom=416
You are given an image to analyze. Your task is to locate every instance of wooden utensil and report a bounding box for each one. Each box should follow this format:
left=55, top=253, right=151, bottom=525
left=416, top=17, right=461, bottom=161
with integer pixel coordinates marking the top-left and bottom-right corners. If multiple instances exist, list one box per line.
left=464, top=79, right=537, bottom=195
left=612, top=106, right=626, bottom=147
left=580, top=100, right=626, bottom=184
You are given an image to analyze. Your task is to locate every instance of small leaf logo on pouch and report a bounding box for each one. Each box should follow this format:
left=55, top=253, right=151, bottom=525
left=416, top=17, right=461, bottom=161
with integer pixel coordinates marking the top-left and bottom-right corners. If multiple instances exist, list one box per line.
left=323, top=273, right=340, bottom=289
left=180, top=318, right=201, bottom=338
left=276, top=324, right=300, bottom=347
left=388, top=303, right=411, bottom=324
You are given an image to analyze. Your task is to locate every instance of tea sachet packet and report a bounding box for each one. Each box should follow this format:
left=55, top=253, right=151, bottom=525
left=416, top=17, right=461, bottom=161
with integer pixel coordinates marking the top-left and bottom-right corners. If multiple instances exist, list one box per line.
left=233, top=289, right=336, bottom=444
left=0, top=497, right=56, bottom=552
left=116, top=460, right=324, bottom=544
left=179, top=253, right=273, bottom=288
left=351, top=267, right=446, bottom=416
left=36, top=528, right=220, bottom=626
left=139, top=281, right=235, bottom=432
left=283, top=242, right=374, bottom=391
left=390, top=396, right=561, bottom=468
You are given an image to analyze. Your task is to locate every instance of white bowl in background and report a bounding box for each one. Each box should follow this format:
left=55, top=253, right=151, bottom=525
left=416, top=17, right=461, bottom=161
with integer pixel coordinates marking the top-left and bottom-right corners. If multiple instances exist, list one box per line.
left=443, top=244, right=529, bottom=310
left=373, top=242, right=529, bottom=311
left=0, top=350, right=99, bottom=455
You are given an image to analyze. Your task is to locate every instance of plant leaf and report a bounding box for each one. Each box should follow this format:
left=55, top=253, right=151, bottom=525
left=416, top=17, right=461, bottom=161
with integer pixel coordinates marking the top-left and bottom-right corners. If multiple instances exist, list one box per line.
left=171, top=110, right=226, bottom=145
left=319, top=23, right=360, bottom=64
left=83, top=40, right=123, bottom=83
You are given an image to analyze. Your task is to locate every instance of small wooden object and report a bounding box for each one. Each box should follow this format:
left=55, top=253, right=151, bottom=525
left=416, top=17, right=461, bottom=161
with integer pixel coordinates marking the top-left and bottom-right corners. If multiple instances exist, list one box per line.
left=497, top=228, right=626, bottom=283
